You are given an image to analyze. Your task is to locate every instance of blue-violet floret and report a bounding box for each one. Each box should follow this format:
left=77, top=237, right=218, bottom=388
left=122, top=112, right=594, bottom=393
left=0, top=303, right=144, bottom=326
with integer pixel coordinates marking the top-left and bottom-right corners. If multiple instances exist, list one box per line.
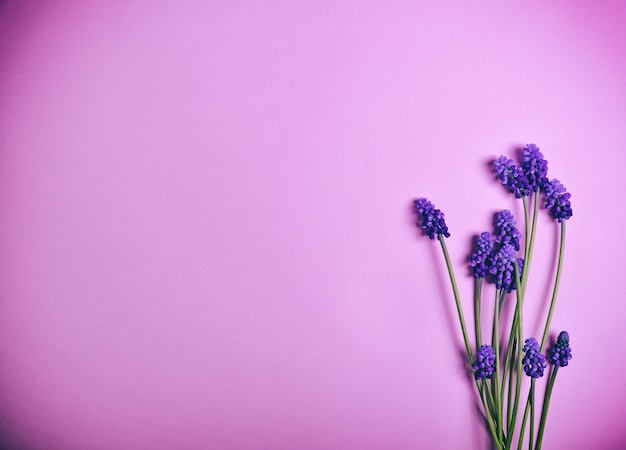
left=522, top=338, right=547, bottom=378
left=488, top=244, right=520, bottom=293
left=473, top=345, right=496, bottom=380
left=544, top=179, right=573, bottom=222
left=495, top=210, right=523, bottom=251
left=414, top=198, right=450, bottom=239
left=492, top=156, right=531, bottom=198
left=549, top=331, right=572, bottom=367
left=521, top=144, right=549, bottom=192
left=469, top=232, right=494, bottom=279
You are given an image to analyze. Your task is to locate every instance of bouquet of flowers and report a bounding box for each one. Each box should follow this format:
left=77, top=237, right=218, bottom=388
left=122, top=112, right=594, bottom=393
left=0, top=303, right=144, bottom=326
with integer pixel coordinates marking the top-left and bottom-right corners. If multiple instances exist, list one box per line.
left=414, top=144, right=573, bottom=450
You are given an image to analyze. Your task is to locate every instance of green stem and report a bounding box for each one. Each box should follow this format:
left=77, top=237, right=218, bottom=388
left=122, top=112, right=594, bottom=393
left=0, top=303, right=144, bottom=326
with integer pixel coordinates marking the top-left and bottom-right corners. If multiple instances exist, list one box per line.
left=475, top=278, right=483, bottom=350
left=540, top=221, right=566, bottom=352
left=438, top=235, right=474, bottom=365
left=492, top=289, right=503, bottom=444
left=529, top=378, right=535, bottom=450
left=521, top=193, right=540, bottom=295
left=535, top=368, right=559, bottom=450
left=517, top=400, right=530, bottom=450
left=479, top=380, right=503, bottom=450
left=505, top=261, right=524, bottom=450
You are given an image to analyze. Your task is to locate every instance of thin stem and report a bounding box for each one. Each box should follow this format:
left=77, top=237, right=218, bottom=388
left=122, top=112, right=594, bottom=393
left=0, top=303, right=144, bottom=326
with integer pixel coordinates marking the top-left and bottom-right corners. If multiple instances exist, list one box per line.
left=540, top=221, right=566, bottom=352
left=492, top=289, right=503, bottom=444
left=517, top=400, right=530, bottom=450
left=505, top=261, right=524, bottom=450
left=529, top=378, right=535, bottom=450
left=438, top=235, right=474, bottom=365
left=479, top=380, right=503, bottom=450
left=521, top=193, right=540, bottom=295
left=475, top=277, right=483, bottom=350
left=535, top=368, right=559, bottom=450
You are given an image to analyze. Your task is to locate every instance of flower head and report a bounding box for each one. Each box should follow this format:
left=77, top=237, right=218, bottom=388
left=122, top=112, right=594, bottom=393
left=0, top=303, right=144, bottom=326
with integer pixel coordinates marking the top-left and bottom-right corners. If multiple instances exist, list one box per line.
left=521, top=144, right=549, bottom=192
left=488, top=244, right=520, bottom=293
left=544, top=179, right=573, bottom=222
left=549, top=331, right=572, bottom=367
left=469, top=232, right=494, bottom=278
left=492, top=156, right=531, bottom=198
left=473, top=345, right=496, bottom=380
left=414, top=198, right=450, bottom=239
left=495, top=210, right=522, bottom=251
left=522, top=338, right=547, bottom=378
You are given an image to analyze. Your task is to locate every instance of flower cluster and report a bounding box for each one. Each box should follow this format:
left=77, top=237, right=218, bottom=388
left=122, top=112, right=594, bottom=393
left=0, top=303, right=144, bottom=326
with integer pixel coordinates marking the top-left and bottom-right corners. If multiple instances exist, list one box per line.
left=549, top=331, right=572, bottom=367
left=414, top=198, right=450, bottom=239
left=544, top=179, right=573, bottom=222
left=495, top=209, right=522, bottom=251
left=493, top=155, right=531, bottom=198
left=522, top=338, right=547, bottom=378
left=473, top=345, right=496, bottom=380
left=493, top=143, right=573, bottom=223
left=469, top=232, right=494, bottom=278
left=521, top=144, right=549, bottom=192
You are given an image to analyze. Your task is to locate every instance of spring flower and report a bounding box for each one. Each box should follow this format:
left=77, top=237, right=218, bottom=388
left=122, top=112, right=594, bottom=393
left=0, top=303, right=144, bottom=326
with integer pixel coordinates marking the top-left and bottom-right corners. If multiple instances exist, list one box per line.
left=469, top=232, right=494, bottom=278
left=473, top=345, right=496, bottom=380
left=544, top=179, right=573, bottom=222
left=521, top=144, right=549, bottom=192
left=492, top=156, right=531, bottom=198
left=488, top=244, right=521, bottom=293
left=495, top=210, right=522, bottom=251
left=414, top=198, right=450, bottom=239
left=548, top=331, right=572, bottom=367
left=522, top=338, right=547, bottom=378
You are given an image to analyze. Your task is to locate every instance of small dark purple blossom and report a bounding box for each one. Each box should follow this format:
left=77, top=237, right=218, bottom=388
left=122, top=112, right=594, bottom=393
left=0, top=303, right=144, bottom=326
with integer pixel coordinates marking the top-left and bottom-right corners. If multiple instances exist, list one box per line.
left=414, top=198, right=450, bottom=239
left=469, top=232, right=494, bottom=279
left=492, top=156, right=531, bottom=198
left=488, top=243, right=520, bottom=293
left=549, top=331, right=572, bottom=367
left=521, top=144, right=549, bottom=192
left=522, top=338, right=547, bottom=378
left=495, top=210, right=522, bottom=251
left=544, top=179, right=573, bottom=222
left=473, top=345, right=496, bottom=380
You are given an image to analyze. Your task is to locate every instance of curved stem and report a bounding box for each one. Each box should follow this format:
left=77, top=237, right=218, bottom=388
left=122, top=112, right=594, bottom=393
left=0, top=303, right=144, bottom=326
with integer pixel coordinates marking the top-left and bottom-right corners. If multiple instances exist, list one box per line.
left=540, top=221, right=566, bottom=352
left=529, top=378, right=535, bottom=450
left=492, top=289, right=503, bottom=444
left=535, top=368, right=559, bottom=450
left=438, top=235, right=474, bottom=365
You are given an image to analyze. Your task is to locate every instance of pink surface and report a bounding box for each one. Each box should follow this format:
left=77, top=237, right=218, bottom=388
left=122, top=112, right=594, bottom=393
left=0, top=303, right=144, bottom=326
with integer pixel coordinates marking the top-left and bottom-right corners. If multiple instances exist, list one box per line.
left=0, top=1, right=625, bottom=449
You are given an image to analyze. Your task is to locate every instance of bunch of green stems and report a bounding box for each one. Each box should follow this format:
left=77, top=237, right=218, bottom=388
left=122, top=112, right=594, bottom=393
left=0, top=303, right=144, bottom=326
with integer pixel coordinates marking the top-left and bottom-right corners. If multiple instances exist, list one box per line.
left=436, top=192, right=567, bottom=450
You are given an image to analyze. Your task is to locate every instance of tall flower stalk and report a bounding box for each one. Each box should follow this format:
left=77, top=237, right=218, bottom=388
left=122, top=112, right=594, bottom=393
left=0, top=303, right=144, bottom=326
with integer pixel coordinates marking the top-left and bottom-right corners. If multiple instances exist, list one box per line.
left=414, top=144, right=574, bottom=450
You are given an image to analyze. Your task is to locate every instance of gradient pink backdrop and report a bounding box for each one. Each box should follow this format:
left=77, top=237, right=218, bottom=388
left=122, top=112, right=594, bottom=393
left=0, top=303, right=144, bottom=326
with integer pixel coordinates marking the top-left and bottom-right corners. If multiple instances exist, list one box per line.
left=1, top=1, right=625, bottom=449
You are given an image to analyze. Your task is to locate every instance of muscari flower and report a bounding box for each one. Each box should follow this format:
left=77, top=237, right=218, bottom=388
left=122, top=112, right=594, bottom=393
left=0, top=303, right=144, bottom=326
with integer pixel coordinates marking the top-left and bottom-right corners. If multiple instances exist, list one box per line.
left=488, top=244, right=522, bottom=293
left=544, top=179, right=573, bottom=223
left=495, top=209, right=522, bottom=251
left=469, top=232, right=494, bottom=279
left=521, top=144, right=549, bottom=192
left=414, top=198, right=450, bottom=240
left=548, top=331, right=572, bottom=367
left=473, top=345, right=496, bottom=380
left=492, top=156, right=531, bottom=198
left=522, top=338, right=547, bottom=378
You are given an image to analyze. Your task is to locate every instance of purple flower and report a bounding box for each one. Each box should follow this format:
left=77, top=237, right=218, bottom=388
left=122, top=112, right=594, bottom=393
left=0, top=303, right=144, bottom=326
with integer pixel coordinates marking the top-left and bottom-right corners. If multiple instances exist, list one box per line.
left=521, top=144, right=549, bottom=192
left=549, top=331, right=572, bottom=367
left=492, top=156, right=531, bottom=198
left=544, top=179, right=573, bottom=222
left=414, top=198, right=450, bottom=239
left=522, top=338, right=547, bottom=378
left=473, top=345, right=496, bottom=380
left=488, top=244, right=520, bottom=293
left=495, top=210, right=522, bottom=251
left=469, top=232, right=494, bottom=279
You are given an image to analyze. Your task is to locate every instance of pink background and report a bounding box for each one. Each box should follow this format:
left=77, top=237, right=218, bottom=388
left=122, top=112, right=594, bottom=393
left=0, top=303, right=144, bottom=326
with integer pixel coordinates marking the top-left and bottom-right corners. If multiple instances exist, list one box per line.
left=1, top=1, right=625, bottom=449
